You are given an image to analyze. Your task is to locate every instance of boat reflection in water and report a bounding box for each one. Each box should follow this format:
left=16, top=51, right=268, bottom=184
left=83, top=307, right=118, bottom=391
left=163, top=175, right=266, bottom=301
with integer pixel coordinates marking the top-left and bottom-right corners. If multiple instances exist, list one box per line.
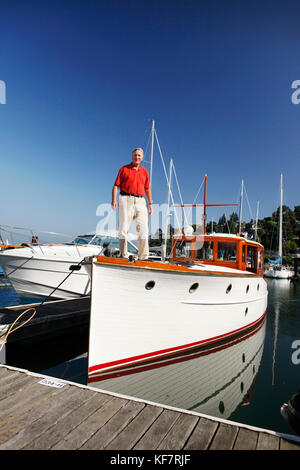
left=90, top=313, right=266, bottom=421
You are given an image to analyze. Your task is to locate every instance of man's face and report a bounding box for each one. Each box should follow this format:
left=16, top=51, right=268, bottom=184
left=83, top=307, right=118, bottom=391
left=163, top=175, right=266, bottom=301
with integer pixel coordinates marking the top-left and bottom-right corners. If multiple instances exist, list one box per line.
left=132, top=149, right=143, bottom=166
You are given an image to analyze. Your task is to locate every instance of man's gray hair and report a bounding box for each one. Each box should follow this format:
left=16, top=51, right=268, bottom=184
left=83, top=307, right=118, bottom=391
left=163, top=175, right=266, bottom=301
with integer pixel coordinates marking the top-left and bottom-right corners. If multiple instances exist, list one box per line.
left=132, top=148, right=144, bottom=155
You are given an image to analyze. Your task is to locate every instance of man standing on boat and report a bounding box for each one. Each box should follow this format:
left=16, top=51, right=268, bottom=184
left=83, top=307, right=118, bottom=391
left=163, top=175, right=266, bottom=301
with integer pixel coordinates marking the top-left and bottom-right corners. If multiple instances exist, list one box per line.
left=111, top=148, right=153, bottom=260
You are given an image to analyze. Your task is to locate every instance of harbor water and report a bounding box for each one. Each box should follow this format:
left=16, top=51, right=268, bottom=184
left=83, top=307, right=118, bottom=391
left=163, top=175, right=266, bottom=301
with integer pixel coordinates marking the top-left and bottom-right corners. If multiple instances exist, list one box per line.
left=0, top=274, right=299, bottom=438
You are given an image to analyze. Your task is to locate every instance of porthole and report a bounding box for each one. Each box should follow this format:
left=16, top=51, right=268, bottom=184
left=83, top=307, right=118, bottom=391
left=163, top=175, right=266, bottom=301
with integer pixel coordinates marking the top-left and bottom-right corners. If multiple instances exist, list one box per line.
left=240, top=382, right=244, bottom=393
left=245, top=307, right=248, bottom=316
left=226, top=284, right=232, bottom=294
left=145, top=281, right=155, bottom=290
left=257, top=284, right=260, bottom=291
left=189, top=282, right=199, bottom=293
left=246, top=284, right=250, bottom=294
left=242, top=353, right=245, bottom=363
left=253, top=365, right=256, bottom=374
left=219, top=401, right=225, bottom=414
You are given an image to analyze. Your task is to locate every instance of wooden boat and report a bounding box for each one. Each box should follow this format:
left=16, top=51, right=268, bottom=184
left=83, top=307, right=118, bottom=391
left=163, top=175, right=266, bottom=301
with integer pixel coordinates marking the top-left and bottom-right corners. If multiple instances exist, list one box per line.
left=87, top=176, right=268, bottom=385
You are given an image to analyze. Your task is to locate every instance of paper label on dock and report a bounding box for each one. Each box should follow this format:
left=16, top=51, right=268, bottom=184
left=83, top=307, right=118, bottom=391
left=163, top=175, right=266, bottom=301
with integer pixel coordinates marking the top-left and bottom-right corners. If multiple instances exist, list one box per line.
left=39, top=378, right=66, bottom=388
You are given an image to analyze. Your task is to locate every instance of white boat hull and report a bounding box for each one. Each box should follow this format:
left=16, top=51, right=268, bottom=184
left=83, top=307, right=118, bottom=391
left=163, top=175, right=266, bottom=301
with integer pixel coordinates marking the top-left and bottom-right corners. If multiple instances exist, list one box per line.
left=89, top=313, right=266, bottom=419
left=88, top=260, right=268, bottom=384
left=0, top=246, right=97, bottom=299
left=264, top=267, right=293, bottom=279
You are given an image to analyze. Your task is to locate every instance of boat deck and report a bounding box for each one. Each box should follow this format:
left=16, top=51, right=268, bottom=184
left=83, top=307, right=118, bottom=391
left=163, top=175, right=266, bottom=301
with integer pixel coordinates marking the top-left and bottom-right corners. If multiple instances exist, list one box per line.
left=0, top=365, right=299, bottom=451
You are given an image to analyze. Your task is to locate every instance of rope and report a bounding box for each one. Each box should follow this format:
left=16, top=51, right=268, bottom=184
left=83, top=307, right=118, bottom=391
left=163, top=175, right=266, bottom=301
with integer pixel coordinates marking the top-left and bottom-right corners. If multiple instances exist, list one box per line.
left=0, top=307, right=36, bottom=352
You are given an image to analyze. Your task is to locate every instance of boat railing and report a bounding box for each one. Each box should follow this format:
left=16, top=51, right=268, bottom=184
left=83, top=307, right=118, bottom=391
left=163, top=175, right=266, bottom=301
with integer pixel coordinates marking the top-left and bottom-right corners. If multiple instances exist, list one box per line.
left=0, top=224, right=73, bottom=253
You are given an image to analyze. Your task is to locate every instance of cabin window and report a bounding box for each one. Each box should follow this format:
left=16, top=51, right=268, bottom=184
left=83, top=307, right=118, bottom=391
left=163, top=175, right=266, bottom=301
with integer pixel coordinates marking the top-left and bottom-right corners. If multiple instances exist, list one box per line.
left=258, top=250, right=263, bottom=269
left=217, top=242, right=237, bottom=261
left=242, top=245, right=246, bottom=263
left=246, top=246, right=258, bottom=273
left=195, top=241, right=214, bottom=260
left=175, top=241, right=193, bottom=258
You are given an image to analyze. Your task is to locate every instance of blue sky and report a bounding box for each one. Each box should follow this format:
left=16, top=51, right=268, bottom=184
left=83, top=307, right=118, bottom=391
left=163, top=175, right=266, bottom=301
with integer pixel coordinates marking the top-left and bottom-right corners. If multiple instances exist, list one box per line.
left=0, top=0, right=299, bottom=242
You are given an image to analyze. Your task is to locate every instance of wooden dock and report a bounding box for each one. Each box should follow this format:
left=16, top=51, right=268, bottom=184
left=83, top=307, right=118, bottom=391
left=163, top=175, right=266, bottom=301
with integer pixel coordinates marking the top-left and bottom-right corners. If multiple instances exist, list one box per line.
left=0, top=364, right=300, bottom=451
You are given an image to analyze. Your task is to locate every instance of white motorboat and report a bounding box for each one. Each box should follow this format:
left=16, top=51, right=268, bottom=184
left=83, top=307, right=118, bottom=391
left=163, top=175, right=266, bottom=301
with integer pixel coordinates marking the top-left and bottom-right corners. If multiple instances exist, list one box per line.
left=0, top=231, right=138, bottom=300
left=87, top=177, right=268, bottom=386
left=264, top=174, right=293, bottom=279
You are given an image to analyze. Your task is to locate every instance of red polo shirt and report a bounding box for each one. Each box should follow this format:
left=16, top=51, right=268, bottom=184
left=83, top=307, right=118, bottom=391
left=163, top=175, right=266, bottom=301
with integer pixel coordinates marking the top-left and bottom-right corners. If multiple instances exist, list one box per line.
left=114, top=163, right=150, bottom=196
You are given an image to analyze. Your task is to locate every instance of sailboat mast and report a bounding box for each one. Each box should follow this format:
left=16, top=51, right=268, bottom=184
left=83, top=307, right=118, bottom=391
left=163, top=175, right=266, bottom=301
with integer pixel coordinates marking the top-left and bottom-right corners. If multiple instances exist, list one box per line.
left=163, top=158, right=173, bottom=260
left=149, top=120, right=155, bottom=190
left=203, top=174, right=207, bottom=235
left=255, top=201, right=259, bottom=241
left=279, top=173, right=283, bottom=261
left=239, top=179, right=244, bottom=233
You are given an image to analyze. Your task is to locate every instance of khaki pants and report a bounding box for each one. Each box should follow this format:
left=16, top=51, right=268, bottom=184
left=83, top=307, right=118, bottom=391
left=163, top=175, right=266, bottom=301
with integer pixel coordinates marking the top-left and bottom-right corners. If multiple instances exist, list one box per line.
left=118, top=195, right=149, bottom=260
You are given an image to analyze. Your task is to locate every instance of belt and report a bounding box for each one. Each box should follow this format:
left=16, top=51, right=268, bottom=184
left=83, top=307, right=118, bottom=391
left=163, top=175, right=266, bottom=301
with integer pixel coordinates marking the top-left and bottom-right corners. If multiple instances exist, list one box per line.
left=120, top=190, right=143, bottom=198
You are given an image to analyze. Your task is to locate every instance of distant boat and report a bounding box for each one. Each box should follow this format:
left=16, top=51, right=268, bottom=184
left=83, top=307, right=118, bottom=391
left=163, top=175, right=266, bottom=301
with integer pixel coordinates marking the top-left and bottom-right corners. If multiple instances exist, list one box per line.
left=264, top=174, right=293, bottom=279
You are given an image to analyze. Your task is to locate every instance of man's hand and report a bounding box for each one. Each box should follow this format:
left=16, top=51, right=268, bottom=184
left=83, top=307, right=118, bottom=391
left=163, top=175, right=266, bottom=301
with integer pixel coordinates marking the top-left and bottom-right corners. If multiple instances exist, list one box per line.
left=145, top=188, right=153, bottom=216
left=111, top=201, right=117, bottom=210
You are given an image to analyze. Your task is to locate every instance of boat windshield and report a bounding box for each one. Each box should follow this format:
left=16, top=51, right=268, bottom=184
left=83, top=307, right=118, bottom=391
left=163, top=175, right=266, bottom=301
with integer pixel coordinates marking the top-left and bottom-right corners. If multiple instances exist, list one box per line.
left=195, top=241, right=214, bottom=260
left=71, top=235, right=102, bottom=245
left=217, top=242, right=237, bottom=261
left=70, top=235, right=138, bottom=254
left=246, top=245, right=258, bottom=273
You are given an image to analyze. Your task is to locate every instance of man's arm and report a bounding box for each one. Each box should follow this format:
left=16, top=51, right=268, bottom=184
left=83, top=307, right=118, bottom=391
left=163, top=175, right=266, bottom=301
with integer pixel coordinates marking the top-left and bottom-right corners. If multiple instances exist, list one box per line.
left=145, top=188, right=153, bottom=215
left=111, top=185, right=118, bottom=209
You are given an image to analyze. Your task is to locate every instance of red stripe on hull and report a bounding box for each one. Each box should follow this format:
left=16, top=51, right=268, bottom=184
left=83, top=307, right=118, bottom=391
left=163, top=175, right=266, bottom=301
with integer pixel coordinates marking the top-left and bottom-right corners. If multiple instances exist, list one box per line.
left=88, top=315, right=266, bottom=383
left=88, top=311, right=267, bottom=378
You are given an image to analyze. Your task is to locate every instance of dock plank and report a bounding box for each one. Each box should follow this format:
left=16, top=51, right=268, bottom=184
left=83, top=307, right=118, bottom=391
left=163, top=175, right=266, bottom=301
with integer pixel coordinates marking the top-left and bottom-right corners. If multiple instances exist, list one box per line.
left=233, top=427, right=258, bottom=450
left=0, top=374, right=34, bottom=400
left=82, top=400, right=146, bottom=450
left=184, top=417, right=219, bottom=450
left=280, top=438, right=300, bottom=450
left=0, top=384, right=68, bottom=444
left=209, top=422, right=239, bottom=450
left=156, top=413, right=199, bottom=450
left=0, top=386, right=87, bottom=450
left=134, top=409, right=181, bottom=450
left=0, top=369, right=22, bottom=384
left=23, top=391, right=104, bottom=450
left=52, top=395, right=128, bottom=450
left=24, top=391, right=117, bottom=450
left=257, top=432, right=280, bottom=450
left=0, top=378, right=67, bottom=424
left=104, top=404, right=163, bottom=450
